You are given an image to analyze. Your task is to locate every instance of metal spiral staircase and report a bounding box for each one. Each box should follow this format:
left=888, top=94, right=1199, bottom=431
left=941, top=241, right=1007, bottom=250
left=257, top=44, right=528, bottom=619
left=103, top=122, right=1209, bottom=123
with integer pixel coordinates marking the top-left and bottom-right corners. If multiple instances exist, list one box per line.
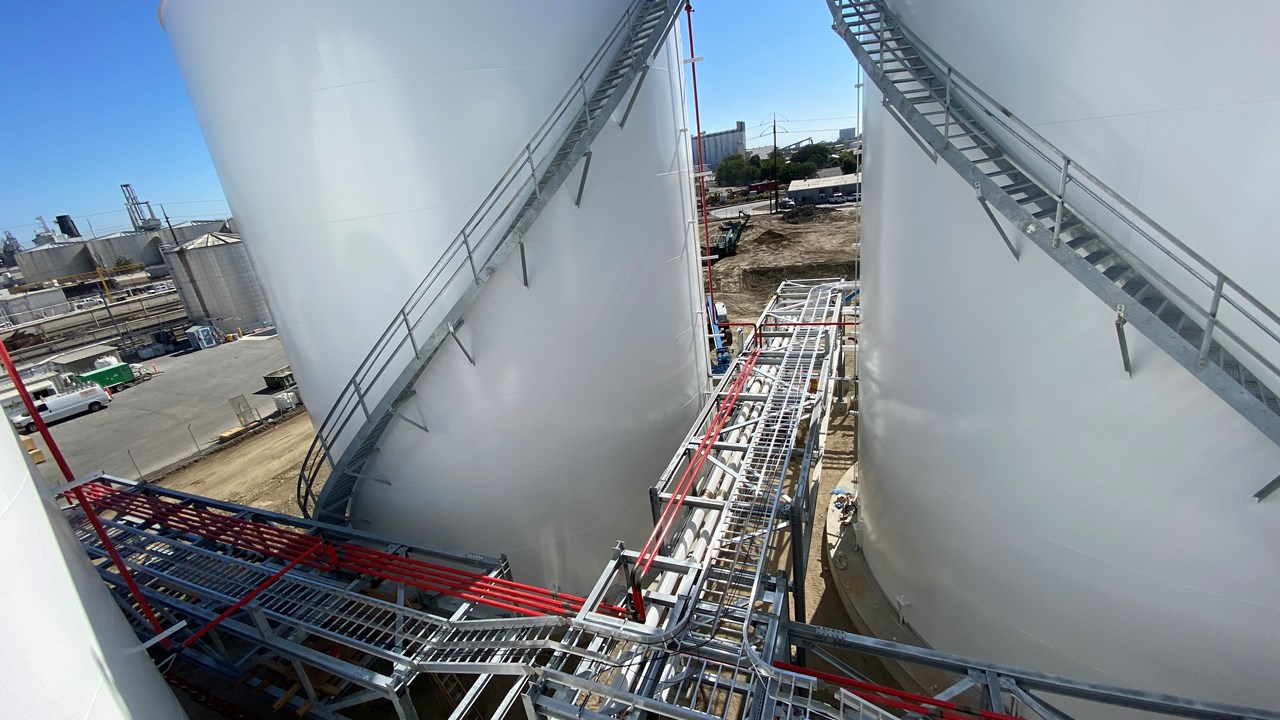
left=296, top=0, right=685, bottom=522
left=829, top=0, right=1280, bottom=499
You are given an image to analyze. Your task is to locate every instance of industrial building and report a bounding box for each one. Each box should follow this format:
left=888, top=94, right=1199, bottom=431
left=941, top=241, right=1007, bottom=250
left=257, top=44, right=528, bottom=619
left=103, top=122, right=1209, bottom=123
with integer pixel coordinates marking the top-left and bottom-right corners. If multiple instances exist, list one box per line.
left=787, top=173, right=862, bottom=204
left=693, top=120, right=747, bottom=169
left=0, top=286, right=68, bottom=325
left=4, top=2, right=1278, bottom=720
left=15, top=241, right=96, bottom=283
left=14, top=220, right=228, bottom=284
left=163, top=232, right=271, bottom=333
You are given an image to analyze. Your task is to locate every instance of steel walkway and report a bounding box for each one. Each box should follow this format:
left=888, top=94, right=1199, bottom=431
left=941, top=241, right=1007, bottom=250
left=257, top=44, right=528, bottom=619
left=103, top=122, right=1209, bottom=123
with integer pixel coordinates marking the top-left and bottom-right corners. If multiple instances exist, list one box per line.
left=828, top=0, right=1280, bottom=498
left=63, top=281, right=1279, bottom=720
left=297, top=0, right=686, bottom=523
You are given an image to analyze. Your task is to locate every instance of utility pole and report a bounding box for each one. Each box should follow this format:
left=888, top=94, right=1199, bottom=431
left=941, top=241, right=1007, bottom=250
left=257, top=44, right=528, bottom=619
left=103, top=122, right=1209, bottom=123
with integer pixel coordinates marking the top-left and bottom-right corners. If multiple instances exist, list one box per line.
left=161, top=205, right=181, bottom=250
left=772, top=115, right=779, bottom=213
left=99, top=290, right=125, bottom=347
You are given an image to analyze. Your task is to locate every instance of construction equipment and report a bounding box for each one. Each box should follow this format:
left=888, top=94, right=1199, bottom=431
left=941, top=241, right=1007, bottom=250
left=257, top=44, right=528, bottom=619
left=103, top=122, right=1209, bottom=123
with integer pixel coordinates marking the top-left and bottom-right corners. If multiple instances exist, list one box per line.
left=708, top=210, right=751, bottom=262
left=706, top=295, right=732, bottom=376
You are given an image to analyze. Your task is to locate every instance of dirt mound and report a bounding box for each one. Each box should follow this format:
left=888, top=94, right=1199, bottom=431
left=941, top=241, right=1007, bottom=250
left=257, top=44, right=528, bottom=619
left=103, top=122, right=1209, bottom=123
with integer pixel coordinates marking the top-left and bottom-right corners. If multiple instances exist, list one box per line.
left=741, top=261, right=861, bottom=291
left=752, top=229, right=794, bottom=247
left=782, top=206, right=836, bottom=224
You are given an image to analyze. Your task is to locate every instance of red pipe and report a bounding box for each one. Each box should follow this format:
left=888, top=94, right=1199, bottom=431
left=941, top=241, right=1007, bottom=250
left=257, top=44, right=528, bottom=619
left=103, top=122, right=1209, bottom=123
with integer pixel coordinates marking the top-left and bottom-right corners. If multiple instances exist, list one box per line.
left=85, top=486, right=568, bottom=617
left=183, top=542, right=322, bottom=648
left=636, top=346, right=761, bottom=574
left=0, top=341, right=171, bottom=647
left=0, top=340, right=74, bottom=481
left=71, top=486, right=171, bottom=645
left=686, top=2, right=716, bottom=312
left=774, top=661, right=1020, bottom=720
left=76, top=479, right=630, bottom=619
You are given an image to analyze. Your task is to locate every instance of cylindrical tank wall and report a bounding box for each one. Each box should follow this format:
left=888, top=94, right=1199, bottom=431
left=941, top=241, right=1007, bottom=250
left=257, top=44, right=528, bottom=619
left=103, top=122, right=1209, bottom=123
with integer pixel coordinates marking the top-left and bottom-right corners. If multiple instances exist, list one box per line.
left=858, top=0, right=1280, bottom=709
left=0, top=429, right=185, bottom=717
left=164, top=235, right=272, bottom=332
left=162, top=0, right=706, bottom=591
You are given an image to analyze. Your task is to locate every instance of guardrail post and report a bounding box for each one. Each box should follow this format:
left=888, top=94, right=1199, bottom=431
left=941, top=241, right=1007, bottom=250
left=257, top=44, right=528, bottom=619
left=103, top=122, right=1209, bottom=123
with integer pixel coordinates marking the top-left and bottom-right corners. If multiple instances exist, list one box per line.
left=1198, top=274, right=1226, bottom=367
left=940, top=68, right=953, bottom=148
left=526, top=144, right=541, bottom=200
left=352, top=381, right=371, bottom=420
left=460, top=230, right=481, bottom=285
left=401, top=309, right=420, bottom=357
left=1051, top=156, right=1071, bottom=248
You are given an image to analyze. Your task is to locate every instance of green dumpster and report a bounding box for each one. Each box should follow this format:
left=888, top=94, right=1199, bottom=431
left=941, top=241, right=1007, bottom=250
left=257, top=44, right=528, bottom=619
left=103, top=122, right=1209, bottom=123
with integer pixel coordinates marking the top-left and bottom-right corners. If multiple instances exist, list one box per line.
left=77, top=364, right=135, bottom=391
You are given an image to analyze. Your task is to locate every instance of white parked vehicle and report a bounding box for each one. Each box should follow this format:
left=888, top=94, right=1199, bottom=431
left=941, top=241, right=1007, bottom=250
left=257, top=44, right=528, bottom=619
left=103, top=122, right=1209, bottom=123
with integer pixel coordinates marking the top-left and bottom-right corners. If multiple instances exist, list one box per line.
left=9, top=383, right=111, bottom=433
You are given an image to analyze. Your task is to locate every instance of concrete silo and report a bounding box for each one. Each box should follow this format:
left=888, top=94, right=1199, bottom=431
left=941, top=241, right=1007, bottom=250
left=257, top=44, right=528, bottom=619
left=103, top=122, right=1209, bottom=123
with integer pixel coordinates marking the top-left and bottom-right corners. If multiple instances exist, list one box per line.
left=834, top=0, right=1280, bottom=710
left=160, top=0, right=706, bottom=591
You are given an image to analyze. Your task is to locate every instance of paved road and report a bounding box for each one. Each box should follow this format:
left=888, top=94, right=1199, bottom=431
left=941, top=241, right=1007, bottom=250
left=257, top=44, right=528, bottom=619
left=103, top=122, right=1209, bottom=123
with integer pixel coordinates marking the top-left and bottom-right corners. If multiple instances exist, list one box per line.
left=708, top=200, right=774, bottom=219
left=26, top=334, right=290, bottom=484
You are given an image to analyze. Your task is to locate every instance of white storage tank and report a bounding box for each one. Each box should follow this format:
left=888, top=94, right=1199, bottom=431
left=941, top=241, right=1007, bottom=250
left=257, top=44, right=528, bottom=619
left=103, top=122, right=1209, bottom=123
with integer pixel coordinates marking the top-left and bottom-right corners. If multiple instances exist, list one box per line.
left=161, top=0, right=706, bottom=591
left=163, top=232, right=272, bottom=333
left=0, top=421, right=185, bottom=717
left=857, top=0, right=1280, bottom=711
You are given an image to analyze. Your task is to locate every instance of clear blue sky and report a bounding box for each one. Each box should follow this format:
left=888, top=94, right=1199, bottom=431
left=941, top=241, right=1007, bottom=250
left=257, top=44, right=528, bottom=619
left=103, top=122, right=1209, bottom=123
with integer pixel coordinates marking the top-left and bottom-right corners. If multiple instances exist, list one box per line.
left=0, top=1, right=861, bottom=244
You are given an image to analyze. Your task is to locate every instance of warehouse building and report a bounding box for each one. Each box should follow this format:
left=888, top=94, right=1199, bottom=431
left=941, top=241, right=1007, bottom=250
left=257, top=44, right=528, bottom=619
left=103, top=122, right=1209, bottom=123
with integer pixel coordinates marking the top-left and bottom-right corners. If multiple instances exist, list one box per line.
left=786, top=173, right=862, bottom=204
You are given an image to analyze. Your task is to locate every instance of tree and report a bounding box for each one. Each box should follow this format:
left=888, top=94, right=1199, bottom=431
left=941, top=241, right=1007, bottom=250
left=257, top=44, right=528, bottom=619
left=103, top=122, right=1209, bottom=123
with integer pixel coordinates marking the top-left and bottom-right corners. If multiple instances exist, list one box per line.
left=714, top=153, right=758, bottom=186
left=790, top=143, right=834, bottom=168
left=777, top=161, right=818, bottom=184
left=839, top=150, right=862, bottom=175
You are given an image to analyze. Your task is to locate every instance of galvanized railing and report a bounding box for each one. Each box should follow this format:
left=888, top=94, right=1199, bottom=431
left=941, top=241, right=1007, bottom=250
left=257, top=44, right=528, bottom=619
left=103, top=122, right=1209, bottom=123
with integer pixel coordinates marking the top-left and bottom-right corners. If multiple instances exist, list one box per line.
left=296, top=0, right=665, bottom=517
left=841, top=0, right=1280, bottom=385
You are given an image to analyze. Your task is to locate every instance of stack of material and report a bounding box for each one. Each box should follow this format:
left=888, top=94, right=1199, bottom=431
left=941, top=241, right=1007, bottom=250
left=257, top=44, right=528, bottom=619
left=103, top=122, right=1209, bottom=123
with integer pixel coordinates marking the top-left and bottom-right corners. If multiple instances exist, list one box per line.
left=21, top=435, right=44, bottom=464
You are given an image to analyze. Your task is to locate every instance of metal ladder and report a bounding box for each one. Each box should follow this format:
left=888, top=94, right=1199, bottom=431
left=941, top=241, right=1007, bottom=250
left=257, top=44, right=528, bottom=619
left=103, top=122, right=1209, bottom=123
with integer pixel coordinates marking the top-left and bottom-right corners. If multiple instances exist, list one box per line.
left=828, top=0, right=1280, bottom=498
left=298, top=0, right=686, bottom=522
left=686, top=285, right=833, bottom=657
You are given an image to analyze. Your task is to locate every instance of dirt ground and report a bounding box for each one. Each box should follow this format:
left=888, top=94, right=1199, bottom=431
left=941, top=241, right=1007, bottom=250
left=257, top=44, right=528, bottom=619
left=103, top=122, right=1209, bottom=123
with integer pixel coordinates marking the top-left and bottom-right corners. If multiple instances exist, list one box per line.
left=708, top=206, right=861, bottom=322
left=155, top=411, right=314, bottom=515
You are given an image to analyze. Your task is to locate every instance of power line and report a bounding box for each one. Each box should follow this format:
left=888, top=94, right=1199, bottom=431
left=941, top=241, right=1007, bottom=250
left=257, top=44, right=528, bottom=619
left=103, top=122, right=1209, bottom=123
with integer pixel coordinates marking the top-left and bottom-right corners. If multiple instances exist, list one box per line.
left=745, top=114, right=858, bottom=129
